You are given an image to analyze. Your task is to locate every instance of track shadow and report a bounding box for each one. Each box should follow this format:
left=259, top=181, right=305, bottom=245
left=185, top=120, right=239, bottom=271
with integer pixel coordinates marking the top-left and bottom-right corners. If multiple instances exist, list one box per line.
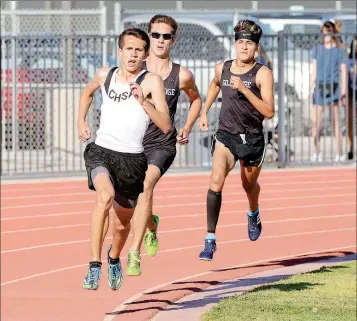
left=105, top=251, right=356, bottom=316
left=212, top=251, right=356, bottom=273
left=309, top=264, right=350, bottom=274
left=173, top=281, right=220, bottom=286
left=105, top=273, right=306, bottom=315
left=251, top=281, right=321, bottom=293
left=146, top=281, right=219, bottom=295
left=105, top=306, right=164, bottom=315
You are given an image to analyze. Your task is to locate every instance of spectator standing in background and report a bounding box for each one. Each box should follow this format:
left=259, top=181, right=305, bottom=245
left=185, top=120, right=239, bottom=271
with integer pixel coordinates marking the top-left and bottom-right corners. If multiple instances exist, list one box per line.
left=309, top=21, right=347, bottom=163
left=255, top=46, right=272, bottom=69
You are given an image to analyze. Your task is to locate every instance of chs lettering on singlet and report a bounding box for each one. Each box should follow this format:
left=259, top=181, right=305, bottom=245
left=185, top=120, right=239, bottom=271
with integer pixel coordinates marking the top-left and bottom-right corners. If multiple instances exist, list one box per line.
left=95, top=68, right=150, bottom=153
left=108, top=89, right=133, bottom=102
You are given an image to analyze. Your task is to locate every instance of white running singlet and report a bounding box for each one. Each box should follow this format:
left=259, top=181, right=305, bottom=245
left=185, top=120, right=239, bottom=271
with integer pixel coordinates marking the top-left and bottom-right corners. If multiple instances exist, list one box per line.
left=95, top=69, right=150, bottom=153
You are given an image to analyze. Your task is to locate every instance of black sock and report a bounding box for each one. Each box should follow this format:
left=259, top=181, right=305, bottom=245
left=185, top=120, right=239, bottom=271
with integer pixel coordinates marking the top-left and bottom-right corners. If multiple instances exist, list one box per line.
left=89, top=261, right=102, bottom=269
left=207, top=189, right=222, bottom=233
left=108, top=255, right=120, bottom=265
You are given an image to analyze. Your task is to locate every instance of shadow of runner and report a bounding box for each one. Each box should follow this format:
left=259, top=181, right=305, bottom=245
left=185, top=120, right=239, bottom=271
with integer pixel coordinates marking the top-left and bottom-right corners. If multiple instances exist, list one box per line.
left=309, top=265, right=349, bottom=274
left=212, top=251, right=355, bottom=273
left=251, top=281, right=322, bottom=293
left=105, top=251, right=356, bottom=316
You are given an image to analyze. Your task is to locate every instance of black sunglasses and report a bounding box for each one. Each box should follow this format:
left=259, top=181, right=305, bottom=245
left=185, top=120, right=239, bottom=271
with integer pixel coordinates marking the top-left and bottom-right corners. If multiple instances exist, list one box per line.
left=150, top=32, right=174, bottom=40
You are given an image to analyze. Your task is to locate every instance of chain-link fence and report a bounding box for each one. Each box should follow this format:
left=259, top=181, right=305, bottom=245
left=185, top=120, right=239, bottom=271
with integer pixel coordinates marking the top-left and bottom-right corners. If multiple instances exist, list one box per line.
left=1, top=31, right=356, bottom=177
left=123, top=15, right=357, bottom=166
left=1, top=35, right=108, bottom=176
left=1, top=6, right=107, bottom=36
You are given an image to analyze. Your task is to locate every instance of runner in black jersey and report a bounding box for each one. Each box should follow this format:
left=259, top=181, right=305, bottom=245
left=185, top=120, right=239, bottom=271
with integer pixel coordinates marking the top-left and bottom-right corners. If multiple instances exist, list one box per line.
left=198, top=20, right=275, bottom=261
left=110, top=15, right=202, bottom=276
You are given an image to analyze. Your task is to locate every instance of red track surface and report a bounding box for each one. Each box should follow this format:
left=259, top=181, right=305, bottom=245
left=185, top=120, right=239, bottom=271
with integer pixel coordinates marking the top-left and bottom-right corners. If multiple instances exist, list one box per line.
left=1, top=167, right=356, bottom=321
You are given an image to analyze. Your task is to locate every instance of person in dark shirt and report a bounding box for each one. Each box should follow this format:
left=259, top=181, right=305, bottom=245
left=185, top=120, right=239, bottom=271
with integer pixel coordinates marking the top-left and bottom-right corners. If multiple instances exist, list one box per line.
left=106, top=15, right=202, bottom=277
left=198, top=20, right=275, bottom=261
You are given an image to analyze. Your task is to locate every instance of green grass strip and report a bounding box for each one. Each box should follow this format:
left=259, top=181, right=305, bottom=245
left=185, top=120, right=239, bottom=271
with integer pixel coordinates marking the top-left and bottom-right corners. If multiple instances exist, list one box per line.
left=201, top=260, right=356, bottom=321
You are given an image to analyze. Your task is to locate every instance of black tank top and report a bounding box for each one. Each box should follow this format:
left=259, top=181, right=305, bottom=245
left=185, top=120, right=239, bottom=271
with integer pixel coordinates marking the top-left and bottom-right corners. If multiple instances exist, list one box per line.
left=142, top=60, right=181, bottom=150
left=219, top=60, right=264, bottom=134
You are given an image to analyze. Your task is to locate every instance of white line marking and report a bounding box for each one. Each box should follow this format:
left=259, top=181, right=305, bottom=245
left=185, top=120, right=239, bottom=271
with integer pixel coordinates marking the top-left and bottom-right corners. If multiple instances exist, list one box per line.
left=2, top=184, right=354, bottom=201
left=2, top=201, right=356, bottom=222
left=1, top=230, right=355, bottom=287
left=1, top=216, right=355, bottom=252
left=1, top=165, right=354, bottom=187
left=1, top=191, right=355, bottom=210
left=135, top=193, right=356, bottom=210
left=2, top=191, right=92, bottom=200
left=1, top=213, right=355, bottom=235
left=1, top=239, right=92, bottom=254
left=158, top=214, right=355, bottom=234
left=1, top=172, right=354, bottom=193
left=153, top=178, right=355, bottom=192
left=1, top=211, right=88, bottom=221
left=2, top=223, right=91, bottom=234
left=102, top=244, right=357, bottom=320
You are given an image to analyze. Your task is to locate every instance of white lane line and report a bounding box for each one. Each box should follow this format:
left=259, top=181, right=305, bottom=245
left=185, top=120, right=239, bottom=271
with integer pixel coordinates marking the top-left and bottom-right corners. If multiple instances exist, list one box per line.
left=2, top=201, right=356, bottom=222
left=1, top=172, right=354, bottom=193
left=1, top=183, right=355, bottom=201
left=1, top=216, right=355, bottom=252
left=1, top=230, right=355, bottom=287
left=1, top=191, right=355, bottom=210
left=1, top=213, right=355, bottom=235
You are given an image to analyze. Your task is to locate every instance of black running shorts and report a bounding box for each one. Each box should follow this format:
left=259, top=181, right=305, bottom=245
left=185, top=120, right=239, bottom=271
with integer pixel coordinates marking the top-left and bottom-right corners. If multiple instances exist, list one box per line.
left=83, top=142, right=148, bottom=201
left=144, top=147, right=176, bottom=176
left=211, top=129, right=266, bottom=167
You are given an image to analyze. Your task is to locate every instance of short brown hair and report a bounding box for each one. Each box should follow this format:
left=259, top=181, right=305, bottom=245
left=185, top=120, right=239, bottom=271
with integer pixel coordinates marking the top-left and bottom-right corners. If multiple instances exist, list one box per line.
left=234, top=20, right=263, bottom=42
left=118, top=28, right=150, bottom=52
left=148, top=14, right=178, bottom=36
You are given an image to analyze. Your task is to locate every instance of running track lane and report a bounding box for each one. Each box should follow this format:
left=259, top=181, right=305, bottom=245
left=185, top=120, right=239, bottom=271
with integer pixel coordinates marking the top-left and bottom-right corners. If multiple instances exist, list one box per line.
left=1, top=167, right=356, bottom=321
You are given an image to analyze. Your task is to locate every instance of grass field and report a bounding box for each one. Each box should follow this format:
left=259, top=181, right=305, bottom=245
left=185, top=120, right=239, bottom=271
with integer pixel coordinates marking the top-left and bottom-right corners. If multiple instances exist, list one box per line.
left=201, top=261, right=357, bottom=321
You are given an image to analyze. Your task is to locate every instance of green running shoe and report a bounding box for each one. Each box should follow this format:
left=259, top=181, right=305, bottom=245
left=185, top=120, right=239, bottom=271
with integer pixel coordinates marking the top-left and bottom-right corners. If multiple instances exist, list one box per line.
left=144, top=214, right=160, bottom=257
left=126, top=250, right=141, bottom=276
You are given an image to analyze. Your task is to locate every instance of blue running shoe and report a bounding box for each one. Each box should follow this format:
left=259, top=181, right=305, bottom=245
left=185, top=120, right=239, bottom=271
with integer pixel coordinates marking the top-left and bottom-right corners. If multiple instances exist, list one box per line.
left=248, top=210, right=262, bottom=241
left=107, top=245, right=123, bottom=290
left=199, top=239, right=216, bottom=261
left=83, top=263, right=102, bottom=290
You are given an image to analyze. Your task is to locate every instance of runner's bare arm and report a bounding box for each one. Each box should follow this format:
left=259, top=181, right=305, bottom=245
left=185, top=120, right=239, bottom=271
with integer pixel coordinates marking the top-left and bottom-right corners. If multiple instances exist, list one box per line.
left=180, top=67, right=202, bottom=133
left=198, top=62, right=223, bottom=131
left=201, top=62, right=224, bottom=116
left=77, top=67, right=109, bottom=142
left=142, top=74, right=171, bottom=134
left=78, top=68, right=108, bottom=123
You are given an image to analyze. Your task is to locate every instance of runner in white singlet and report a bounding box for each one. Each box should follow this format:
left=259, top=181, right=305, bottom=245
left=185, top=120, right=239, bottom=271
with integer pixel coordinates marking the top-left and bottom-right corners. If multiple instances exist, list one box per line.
left=77, top=28, right=171, bottom=291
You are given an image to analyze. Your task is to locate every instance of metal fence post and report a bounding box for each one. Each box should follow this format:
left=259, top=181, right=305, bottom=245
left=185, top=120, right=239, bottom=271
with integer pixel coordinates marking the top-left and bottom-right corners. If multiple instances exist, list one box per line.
left=101, top=4, right=107, bottom=65
left=277, top=30, right=286, bottom=168
left=114, top=2, right=121, bottom=35
left=11, top=1, right=17, bottom=169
